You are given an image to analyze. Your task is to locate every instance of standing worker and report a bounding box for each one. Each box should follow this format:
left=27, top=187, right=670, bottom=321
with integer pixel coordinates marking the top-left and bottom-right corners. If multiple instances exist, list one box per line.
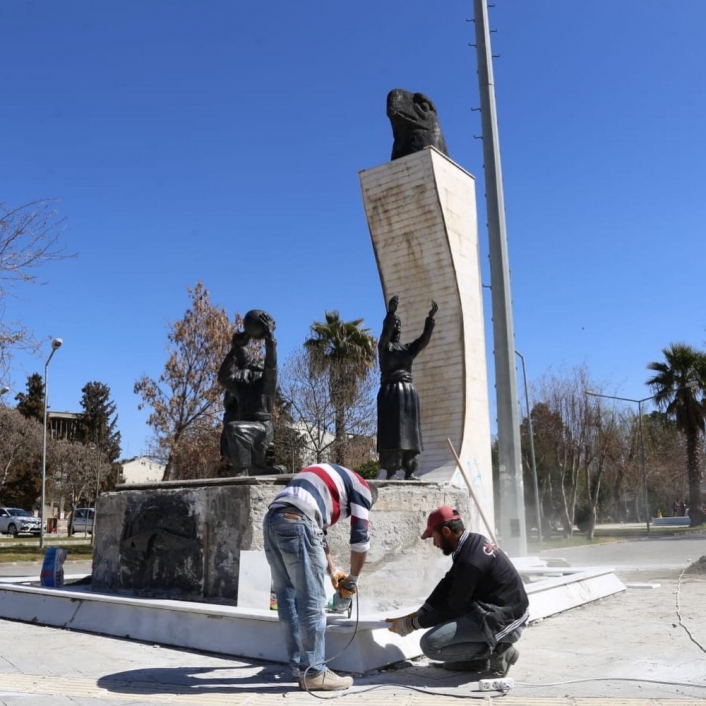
left=387, top=506, right=528, bottom=675
left=263, top=463, right=377, bottom=691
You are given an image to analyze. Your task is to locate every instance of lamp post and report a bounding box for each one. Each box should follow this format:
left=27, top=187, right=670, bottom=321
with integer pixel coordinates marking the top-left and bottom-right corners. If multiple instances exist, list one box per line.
left=515, top=351, right=542, bottom=545
left=586, top=382, right=698, bottom=533
left=586, top=390, right=657, bottom=532
left=40, top=338, right=63, bottom=549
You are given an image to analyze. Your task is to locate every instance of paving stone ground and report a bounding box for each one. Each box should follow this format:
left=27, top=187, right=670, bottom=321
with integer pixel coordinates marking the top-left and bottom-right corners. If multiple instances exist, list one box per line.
left=0, top=527, right=704, bottom=704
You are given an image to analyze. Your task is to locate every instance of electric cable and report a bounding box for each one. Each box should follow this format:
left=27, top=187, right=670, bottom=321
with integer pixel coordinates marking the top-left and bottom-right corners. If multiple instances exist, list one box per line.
left=300, top=588, right=362, bottom=698
left=302, top=683, right=508, bottom=700
left=298, top=570, right=706, bottom=699
left=298, top=586, right=508, bottom=700
left=515, top=677, right=706, bottom=690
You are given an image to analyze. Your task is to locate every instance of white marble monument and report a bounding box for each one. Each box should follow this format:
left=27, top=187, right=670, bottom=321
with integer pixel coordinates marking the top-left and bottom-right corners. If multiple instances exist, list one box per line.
left=360, top=146, right=494, bottom=531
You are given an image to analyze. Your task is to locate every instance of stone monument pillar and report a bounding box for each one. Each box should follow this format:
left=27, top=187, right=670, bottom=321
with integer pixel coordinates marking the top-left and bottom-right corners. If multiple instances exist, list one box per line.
left=360, top=146, right=494, bottom=530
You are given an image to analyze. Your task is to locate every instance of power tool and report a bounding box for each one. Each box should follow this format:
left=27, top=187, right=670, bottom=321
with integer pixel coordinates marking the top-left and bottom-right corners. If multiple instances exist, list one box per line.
left=327, top=589, right=353, bottom=617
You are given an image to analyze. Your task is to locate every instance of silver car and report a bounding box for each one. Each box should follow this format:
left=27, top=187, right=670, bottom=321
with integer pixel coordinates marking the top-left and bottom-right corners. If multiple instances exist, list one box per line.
left=0, top=508, right=42, bottom=537
left=70, top=508, right=95, bottom=535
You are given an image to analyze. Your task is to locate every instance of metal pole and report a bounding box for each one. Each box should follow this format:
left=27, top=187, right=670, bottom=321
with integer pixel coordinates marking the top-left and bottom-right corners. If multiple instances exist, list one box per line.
left=637, top=400, right=650, bottom=532
left=516, top=351, right=542, bottom=545
left=474, top=0, right=526, bottom=555
left=585, top=390, right=658, bottom=534
left=40, top=349, right=56, bottom=549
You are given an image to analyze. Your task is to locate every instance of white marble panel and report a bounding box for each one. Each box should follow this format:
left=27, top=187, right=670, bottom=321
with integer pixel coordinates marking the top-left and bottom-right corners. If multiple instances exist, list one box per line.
left=360, top=147, right=494, bottom=533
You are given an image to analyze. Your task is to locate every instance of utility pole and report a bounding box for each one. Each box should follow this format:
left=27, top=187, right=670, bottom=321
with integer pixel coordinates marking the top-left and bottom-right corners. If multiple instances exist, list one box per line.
left=473, top=0, right=526, bottom=555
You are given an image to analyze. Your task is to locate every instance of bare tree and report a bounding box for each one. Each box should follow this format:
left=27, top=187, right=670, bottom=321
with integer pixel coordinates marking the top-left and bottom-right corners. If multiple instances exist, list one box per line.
left=643, top=412, right=686, bottom=517
left=534, top=365, right=609, bottom=537
left=278, top=345, right=377, bottom=466
left=581, top=395, right=623, bottom=539
left=134, top=283, right=237, bottom=480
left=0, top=200, right=71, bottom=374
left=160, top=420, right=223, bottom=481
left=48, top=439, right=111, bottom=510
left=0, top=407, right=42, bottom=498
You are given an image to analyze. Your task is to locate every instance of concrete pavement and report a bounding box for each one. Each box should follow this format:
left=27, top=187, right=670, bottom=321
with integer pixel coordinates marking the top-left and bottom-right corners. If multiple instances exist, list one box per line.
left=0, top=529, right=704, bottom=704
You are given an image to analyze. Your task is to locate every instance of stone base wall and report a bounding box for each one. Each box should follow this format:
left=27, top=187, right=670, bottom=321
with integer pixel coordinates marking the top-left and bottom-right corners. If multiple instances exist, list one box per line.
left=92, top=477, right=472, bottom=612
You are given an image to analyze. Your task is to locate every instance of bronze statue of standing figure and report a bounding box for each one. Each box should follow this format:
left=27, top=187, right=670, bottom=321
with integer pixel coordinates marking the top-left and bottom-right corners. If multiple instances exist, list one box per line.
left=377, top=295, right=437, bottom=480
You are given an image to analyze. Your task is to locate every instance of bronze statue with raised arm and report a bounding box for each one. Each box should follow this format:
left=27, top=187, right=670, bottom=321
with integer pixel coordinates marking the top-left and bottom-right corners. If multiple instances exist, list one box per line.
left=377, top=296, right=437, bottom=480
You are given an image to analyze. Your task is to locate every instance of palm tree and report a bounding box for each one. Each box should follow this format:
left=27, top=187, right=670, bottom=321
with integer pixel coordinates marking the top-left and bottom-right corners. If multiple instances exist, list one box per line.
left=646, top=343, right=706, bottom=527
left=304, top=312, right=376, bottom=466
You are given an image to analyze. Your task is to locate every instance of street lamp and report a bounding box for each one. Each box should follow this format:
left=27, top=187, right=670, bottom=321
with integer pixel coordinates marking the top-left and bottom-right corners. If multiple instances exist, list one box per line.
left=40, top=338, right=63, bottom=549
left=586, top=382, right=698, bottom=534
left=585, top=391, right=653, bottom=532
left=0, top=386, right=10, bottom=398
left=515, top=351, right=542, bottom=545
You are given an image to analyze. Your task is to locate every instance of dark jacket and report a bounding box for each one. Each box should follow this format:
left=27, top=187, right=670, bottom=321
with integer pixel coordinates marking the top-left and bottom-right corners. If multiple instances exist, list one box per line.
left=416, top=531, right=529, bottom=647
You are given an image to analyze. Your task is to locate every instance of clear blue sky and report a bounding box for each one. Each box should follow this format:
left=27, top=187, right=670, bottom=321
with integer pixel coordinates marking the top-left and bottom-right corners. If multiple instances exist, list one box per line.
left=2, top=1, right=705, bottom=458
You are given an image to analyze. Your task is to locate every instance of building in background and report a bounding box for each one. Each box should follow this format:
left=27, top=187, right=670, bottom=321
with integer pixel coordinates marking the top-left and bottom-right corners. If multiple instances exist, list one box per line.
left=48, top=411, right=79, bottom=441
left=119, top=457, right=165, bottom=485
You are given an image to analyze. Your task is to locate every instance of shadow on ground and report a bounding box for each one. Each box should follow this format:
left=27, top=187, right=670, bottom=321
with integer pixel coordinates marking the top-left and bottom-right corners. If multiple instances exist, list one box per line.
left=97, top=660, right=487, bottom=697
left=97, top=665, right=293, bottom=696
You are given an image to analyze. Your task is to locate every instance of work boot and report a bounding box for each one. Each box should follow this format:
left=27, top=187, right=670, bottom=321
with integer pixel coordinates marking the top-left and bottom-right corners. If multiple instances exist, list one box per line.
left=441, top=658, right=490, bottom=672
left=489, top=643, right=519, bottom=676
left=300, top=668, right=353, bottom=691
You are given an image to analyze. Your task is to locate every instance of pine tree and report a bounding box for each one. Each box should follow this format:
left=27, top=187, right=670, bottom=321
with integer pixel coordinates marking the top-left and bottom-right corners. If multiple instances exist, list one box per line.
left=76, top=381, right=122, bottom=463
left=15, top=372, right=44, bottom=422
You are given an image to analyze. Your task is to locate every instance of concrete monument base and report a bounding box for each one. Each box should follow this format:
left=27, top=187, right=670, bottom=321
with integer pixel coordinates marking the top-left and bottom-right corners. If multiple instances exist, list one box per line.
left=93, top=477, right=471, bottom=611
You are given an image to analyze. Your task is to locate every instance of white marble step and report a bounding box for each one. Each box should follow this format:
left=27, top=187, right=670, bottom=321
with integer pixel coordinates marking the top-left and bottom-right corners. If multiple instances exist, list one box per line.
left=0, top=565, right=625, bottom=674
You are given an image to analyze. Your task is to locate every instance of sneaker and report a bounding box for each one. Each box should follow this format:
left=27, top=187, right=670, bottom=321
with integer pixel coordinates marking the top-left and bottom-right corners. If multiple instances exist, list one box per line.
left=300, top=668, right=353, bottom=691
left=489, top=643, right=519, bottom=676
left=441, top=658, right=490, bottom=672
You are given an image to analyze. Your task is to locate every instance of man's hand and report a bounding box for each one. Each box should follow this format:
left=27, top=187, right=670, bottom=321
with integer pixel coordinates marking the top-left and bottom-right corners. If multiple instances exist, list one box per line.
left=388, top=295, right=399, bottom=314
left=429, top=300, right=438, bottom=318
left=337, top=574, right=358, bottom=598
left=258, top=312, right=276, bottom=339
left=329, top=569, right=347, bottom=592
left=386, top=612, right=418, bottom=637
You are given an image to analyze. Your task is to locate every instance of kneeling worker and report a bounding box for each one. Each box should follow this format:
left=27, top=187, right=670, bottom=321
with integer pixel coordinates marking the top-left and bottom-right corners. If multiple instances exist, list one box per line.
left=263, top=463, right=377, bottom=692
left=387, top=506, right=528, bottom=675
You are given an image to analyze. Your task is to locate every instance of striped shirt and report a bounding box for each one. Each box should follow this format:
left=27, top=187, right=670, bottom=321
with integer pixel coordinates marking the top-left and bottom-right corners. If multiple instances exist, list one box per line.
left=269, top=463, right=373, bottom=552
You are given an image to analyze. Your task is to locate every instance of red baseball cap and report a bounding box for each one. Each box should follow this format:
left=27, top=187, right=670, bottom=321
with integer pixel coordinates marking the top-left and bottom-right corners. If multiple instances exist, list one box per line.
left=421, top=506, right=461, bottom=539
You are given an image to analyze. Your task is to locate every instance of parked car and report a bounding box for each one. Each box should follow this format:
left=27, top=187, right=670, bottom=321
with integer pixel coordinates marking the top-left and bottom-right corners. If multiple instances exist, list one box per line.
left=69, top=507, right=95, bottom=535
left=0, top=508, right=42, bottom=537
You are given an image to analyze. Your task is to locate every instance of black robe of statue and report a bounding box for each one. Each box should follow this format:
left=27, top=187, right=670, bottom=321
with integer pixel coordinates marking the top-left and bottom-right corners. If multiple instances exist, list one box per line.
left=376, top=312, right=434, bottom=453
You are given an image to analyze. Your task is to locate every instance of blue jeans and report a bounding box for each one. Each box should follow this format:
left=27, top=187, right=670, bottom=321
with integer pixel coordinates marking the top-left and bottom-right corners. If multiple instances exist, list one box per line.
left=420, top=613, right=524, bottom=662
left=263, top=507, right=328, bottom=677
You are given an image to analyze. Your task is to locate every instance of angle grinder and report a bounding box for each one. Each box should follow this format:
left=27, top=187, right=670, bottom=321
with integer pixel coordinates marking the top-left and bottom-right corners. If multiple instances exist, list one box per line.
left=326, top=589, right=353, bottom=618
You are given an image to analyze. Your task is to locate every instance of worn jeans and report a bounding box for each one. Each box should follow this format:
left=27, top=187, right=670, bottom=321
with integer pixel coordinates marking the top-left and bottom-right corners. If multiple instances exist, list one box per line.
left=420, top=613, right=524, bottom=662
left=263, top=506, right=327, bottom=677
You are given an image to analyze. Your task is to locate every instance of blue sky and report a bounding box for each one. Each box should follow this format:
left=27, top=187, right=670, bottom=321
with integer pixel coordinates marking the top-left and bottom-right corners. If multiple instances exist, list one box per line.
left=2, top=1, right=705, bottom=458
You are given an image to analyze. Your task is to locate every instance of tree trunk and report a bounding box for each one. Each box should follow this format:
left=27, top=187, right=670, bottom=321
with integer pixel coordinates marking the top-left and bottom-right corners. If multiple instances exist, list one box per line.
left=333, top=404, right=346, bottom=466
left=612, top=467, right=625, bottom=522
left=686, top=431, right=705, bottom=526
